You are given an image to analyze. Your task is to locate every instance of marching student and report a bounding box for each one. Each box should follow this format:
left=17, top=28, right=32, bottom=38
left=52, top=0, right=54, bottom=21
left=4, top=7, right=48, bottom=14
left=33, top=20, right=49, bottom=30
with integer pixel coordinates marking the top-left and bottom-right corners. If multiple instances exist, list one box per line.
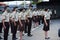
left=14, top=7, right=19, bottom=38
left=26, top=6, right=33, bottom=37
left=35, top=9, right=39, bottom=26
left=10, top=7, right=18, bottom=40
left=18, top=8, right=26, bottom=40
left=24, top=9, right=28, bottom=33
left=43, top=9, right=51, bottom=39
left=36, top=9, right=40, bottom=25
left=2, top=6, right=10, bottom=40
left=0, top=10, right=3, bottom=39
left=32, top=8, right=39, bottom=28
left=37, top=9, right=42, bottom=25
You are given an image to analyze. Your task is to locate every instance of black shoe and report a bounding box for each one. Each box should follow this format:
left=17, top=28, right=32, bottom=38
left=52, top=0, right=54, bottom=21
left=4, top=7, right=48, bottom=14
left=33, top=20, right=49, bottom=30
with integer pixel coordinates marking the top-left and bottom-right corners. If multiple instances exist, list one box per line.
left=33, top=27, right=36, bottom=28
left=14, top=37, right=18, bottom=39
left=12, top=37, right=17, bottom=40
left=25, top=31, right=28, bottom=33
left=12, top=38, right=16, bottom=40
left=45, top=37, right=50, bottom=39
left=22, top=34, right=24, bottom=36
left=28, top=34, right=33, bottom=37
left=0, top=37, right=2, bottom=39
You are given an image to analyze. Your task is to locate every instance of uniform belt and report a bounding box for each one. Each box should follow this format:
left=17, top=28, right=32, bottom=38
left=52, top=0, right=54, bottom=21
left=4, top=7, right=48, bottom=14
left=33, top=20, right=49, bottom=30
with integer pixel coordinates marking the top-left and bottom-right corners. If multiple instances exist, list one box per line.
left=21, top=20, right=25, bottom=21
left=5, top=21, right=9, bottom=22
left=15, top=21, right=18, bottom=22
left=28, top=17, right=32, bottom=19
left=5, top=22, right=9, bottom=23
left=34, top=16, right=36, bottom=17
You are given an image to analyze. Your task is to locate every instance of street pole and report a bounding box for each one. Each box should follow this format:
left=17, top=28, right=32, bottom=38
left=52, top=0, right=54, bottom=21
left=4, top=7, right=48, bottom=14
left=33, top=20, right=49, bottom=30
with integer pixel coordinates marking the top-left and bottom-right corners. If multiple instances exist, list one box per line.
left=24, top=0, right=26, bottom=8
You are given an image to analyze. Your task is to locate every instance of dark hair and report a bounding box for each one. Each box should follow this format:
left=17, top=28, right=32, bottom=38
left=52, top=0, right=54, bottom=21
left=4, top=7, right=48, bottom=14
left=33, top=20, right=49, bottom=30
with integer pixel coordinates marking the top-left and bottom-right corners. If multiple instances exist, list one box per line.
left=12, top=7, right=17, bottom=11
left=20, top=9, right=23, bottom=12
left=4, top=6, right=9, bottom=11
left=29, top=4, right=33, bottom=7
left=45, top=9, right=48, bottom=11
left=22, top=8, right=25, bottom=11
left=0, top=10, right=2, bottom=11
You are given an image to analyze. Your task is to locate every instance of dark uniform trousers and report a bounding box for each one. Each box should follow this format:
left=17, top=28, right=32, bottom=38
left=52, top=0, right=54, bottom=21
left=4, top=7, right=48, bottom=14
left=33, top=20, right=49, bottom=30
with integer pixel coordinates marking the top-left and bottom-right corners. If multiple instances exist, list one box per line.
left=10, top=20, right=13, bottom=33
left=0, top=23, right=2, bottom=33
left=10, top=21, right=18, bottom=39
left=24, top=18, right=32, bottom=35
left=24, top=20, right=28, bottom=33
left=28, top=18, right=32, bottom=35
left=0, top=23, right=3, bottom=38
left=38, top=15, right=41, bottom=25
left=4, top=22, right=9, bottom=40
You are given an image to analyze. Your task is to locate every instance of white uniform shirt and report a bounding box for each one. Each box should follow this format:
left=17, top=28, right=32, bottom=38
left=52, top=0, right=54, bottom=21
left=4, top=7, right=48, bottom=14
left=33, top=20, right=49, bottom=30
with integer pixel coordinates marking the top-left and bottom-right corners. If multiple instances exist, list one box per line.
left=0, top=14, right=3, bottom=23
left=10, top=11, right=19, bottom=22
left=49, top=11, right=52, bottom=15
left=15, top=12, right=19, bottom=21
left=44, top=11, right=51, bottom=20
left=26, top=9, right=33, bottom=18
left=36, top=11, right=39, bottom=16
left=10, top=11, right=15, bottom=21
left=18, top=12, right=27, bottom=20
left=2, top=11, right=10, bottom=22
left=41, top=10, right=45, bottom=16
left=38, top=10, right=42, bottom=16
left=33, top=11, right=38, bottom=16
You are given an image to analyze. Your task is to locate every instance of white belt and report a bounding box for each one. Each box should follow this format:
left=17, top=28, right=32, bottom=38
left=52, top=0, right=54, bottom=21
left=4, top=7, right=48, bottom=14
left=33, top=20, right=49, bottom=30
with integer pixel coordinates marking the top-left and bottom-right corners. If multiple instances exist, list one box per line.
left=27, top=16, right=32, bottom=18
left=5, top=20, right=9, bottom=22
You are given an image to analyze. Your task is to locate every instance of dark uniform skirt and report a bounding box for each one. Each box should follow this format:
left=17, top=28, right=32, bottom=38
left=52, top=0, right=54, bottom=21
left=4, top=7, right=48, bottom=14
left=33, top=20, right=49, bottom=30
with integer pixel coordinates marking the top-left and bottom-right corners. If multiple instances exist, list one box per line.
left=43, top=20, right=50, bottom=31
left=36, top=15, right=39, bottom=22
left=32, top=16, right=37, bottom=23
left=32, top=16, right=39, bottom=23
left=19, top=20, right=25, bottom=32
